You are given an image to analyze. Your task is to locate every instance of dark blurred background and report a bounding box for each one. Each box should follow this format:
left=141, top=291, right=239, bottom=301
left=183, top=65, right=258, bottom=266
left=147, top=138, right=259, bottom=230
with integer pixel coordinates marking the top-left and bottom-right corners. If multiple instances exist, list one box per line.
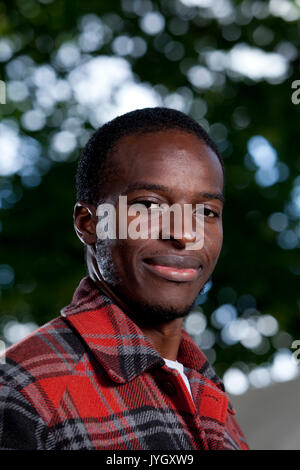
left=0, top=0, right=300, bottom=448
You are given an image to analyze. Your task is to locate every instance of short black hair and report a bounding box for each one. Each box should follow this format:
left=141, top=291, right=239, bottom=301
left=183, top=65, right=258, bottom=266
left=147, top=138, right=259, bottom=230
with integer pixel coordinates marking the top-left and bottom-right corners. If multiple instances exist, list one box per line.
left=76, top=107, right=224, bottom=205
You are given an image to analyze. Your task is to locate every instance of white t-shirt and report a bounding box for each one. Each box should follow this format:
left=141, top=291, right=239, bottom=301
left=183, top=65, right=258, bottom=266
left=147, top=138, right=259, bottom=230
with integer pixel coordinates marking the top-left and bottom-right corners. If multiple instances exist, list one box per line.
left=163, top=357, right=193, bottom=401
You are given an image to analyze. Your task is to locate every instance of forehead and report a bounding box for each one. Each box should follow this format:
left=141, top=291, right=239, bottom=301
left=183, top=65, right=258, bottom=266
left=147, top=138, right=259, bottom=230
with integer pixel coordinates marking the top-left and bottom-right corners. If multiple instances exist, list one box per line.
left=105, top=130, right=224, bottom=197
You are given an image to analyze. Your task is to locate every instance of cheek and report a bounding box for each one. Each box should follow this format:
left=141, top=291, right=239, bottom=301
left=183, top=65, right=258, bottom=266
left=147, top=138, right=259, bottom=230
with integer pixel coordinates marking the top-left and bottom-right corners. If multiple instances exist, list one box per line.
left=97, top=236, right=141, bottom=286
left=95, top=240, right=122, bottom=286
left=204, top=223, right=223, bottom=260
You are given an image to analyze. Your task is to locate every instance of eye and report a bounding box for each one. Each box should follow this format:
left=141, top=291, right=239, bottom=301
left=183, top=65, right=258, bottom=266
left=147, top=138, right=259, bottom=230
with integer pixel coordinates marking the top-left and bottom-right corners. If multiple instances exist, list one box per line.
left=145, top=201, right=160, bottom=209
left=204, top=208, right=219, bottom=218
left=195, top=207, right=219, bottom=218
left=131, top=200, right=162, bottom=210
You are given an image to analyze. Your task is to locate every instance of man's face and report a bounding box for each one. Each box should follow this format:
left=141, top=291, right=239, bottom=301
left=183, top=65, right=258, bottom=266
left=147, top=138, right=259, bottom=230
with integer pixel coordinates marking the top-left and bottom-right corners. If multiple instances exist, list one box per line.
left=94, top=130, right=224, bottom=325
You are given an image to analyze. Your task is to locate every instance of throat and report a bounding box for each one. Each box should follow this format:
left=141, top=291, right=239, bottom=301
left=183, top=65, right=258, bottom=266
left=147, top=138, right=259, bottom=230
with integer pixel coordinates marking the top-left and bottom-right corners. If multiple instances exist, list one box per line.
left=138, top=319, right=183, bottom=360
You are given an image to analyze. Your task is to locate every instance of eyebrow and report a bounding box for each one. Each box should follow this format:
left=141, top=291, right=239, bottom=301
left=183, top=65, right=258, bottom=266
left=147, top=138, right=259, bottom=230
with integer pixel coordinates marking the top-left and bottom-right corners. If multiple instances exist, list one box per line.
left=197, top=191, right=225, bottom=205
left=123, top=182, right=225, bottom=205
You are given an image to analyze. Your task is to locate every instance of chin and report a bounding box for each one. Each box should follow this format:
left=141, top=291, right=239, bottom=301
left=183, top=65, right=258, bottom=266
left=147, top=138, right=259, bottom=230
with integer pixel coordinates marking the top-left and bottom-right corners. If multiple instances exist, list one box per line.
left=123, top=295, right=197, bottom=328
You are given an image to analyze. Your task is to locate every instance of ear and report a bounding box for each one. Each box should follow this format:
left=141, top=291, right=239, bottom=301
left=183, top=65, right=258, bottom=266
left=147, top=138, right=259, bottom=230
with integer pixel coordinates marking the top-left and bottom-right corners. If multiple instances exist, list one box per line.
left=73, top=201, right=97, bottom=245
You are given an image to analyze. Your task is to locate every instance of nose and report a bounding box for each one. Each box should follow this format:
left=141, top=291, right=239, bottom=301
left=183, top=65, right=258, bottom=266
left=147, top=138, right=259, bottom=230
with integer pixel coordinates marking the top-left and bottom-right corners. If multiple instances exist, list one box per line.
left=160, top=203, right=199, bottom=249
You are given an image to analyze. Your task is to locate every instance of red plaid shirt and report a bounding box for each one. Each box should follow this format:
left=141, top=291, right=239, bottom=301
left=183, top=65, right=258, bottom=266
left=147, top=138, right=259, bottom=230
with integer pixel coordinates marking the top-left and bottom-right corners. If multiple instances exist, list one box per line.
left=0, top=277, right=249, bottom=450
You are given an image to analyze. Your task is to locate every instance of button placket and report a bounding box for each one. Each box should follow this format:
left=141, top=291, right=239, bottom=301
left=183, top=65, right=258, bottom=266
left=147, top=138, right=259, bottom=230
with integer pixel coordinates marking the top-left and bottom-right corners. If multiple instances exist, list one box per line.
left=153, top=366, right=197, bottom=413
left=159, top=378, right=177, bottom=396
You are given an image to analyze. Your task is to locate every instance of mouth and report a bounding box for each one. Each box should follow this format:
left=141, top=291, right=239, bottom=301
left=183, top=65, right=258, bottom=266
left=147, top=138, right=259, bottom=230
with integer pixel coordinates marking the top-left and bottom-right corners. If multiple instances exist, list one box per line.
left=142, top=255, right=202, bottom=283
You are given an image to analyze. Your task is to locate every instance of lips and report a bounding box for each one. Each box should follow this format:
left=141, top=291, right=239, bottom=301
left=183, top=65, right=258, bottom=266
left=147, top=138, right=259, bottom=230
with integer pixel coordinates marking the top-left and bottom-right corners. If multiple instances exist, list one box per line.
left=143, top=255, right=202, bottom=282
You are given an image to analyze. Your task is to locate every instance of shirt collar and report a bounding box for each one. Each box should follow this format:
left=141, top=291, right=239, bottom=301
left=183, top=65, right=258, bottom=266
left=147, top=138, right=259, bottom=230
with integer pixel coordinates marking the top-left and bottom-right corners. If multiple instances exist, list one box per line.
left=61, top=276, right=227, bottom=395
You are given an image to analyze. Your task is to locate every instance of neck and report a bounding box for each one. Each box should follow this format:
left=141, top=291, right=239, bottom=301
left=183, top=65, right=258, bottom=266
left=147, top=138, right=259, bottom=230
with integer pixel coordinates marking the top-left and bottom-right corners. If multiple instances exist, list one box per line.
left=139, top=319, right=183, bottom=361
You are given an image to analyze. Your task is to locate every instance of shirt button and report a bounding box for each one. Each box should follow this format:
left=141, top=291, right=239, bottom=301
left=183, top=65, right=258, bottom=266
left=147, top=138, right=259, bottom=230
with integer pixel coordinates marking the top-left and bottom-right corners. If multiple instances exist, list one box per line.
left=160, top=380, right=177, bottom=396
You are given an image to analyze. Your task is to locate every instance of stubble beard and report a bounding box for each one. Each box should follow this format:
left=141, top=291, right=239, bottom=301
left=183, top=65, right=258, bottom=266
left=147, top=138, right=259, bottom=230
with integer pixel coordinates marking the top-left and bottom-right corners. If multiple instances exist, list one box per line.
left=95, top=240, right=207, bottom=327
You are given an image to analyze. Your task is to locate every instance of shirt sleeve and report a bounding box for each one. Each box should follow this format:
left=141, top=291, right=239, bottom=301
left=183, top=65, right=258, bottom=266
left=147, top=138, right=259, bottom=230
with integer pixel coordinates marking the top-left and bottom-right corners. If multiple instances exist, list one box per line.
left=0, top=383, right=55, bottom=450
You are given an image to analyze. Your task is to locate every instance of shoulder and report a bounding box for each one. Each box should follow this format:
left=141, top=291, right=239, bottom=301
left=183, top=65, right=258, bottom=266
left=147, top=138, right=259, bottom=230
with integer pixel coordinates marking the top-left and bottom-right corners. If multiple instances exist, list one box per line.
left=0, top=316, right=88, bottom=449
left=0, top=316, right=87, bottom=392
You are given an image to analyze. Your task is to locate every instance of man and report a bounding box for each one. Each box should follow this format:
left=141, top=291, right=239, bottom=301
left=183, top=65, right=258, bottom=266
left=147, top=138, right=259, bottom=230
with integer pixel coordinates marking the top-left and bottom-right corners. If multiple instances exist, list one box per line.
left=0, top=107, right=249, bottom=450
